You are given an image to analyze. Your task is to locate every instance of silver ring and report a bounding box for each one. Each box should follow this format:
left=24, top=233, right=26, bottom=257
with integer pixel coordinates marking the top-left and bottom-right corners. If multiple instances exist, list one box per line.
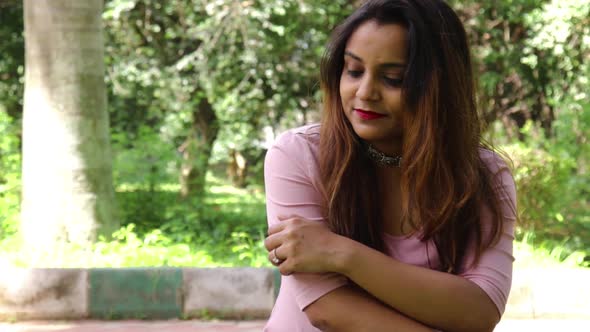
left=271, top=248, right=282, bottom=265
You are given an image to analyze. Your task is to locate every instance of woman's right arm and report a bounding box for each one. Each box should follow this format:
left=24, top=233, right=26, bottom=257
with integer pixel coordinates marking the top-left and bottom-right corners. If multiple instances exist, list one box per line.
left=305, top=286, right=434, bottom=332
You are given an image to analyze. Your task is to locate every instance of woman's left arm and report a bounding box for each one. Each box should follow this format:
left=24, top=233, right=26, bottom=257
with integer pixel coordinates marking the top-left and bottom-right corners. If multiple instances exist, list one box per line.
left=339, top=237, right=508, bottom=332
left=267, top=218, right=507, bottom=332
left=266, top=217, right=511, bottom=331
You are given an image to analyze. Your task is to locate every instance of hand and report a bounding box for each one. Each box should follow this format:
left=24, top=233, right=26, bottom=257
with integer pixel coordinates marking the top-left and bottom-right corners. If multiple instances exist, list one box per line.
left=264, top=215, right=349, bottom=276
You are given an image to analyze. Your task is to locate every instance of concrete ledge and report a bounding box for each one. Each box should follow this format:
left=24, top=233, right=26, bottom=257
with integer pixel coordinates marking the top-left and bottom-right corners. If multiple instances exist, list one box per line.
left=183, top=268, right=274, bottom=319
left=0, top=268, right=87, bottom=320
left=0, top=267, right=588, bottom=321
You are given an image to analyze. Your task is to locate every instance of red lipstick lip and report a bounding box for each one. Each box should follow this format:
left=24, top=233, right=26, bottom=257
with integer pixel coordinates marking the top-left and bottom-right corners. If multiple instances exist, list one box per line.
left=354, top=108, right=385, bottom=120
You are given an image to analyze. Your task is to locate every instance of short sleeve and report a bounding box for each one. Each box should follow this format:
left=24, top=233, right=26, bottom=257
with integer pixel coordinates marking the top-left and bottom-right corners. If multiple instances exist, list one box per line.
left=459, top=152, right=517, bottom=316
left=264, top=129, right=348, bottom=310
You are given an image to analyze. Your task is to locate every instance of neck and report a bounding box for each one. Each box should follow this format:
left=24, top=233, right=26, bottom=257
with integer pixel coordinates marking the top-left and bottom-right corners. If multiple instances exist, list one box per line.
left=376, top=164, right=402, bottom=177
left=371, top=140, right=403, bottom=156
left=365, top=142, right=403, bottom=168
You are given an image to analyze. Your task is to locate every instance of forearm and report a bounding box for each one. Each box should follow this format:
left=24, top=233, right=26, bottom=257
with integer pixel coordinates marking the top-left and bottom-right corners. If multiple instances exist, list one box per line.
left=338, top=240, right=498, bottom=332
left=305, top=285, right=434, bottom=332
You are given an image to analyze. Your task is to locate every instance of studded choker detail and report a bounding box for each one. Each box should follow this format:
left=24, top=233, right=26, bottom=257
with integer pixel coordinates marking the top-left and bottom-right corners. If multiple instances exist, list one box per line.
left=366, top=144, right=402, bottom=167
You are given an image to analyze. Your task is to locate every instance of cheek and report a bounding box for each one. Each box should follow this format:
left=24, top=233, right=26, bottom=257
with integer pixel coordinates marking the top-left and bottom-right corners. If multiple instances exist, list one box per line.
left=386, top=91, right=404, bottom=110
left=339, top=79, right=353, bottom=106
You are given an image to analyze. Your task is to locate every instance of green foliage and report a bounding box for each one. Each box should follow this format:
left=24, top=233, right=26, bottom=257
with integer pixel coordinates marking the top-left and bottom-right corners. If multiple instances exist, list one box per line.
left=229, top=231, right=269, bottom=267
left=515, top=238, right=588, bottom=268
left=0, top=174, right=270, bottom=267
left=0, top=225, right=217, bottom=268
left=102, top=0, right=353, bottom=182
left=501, top=120, right=589, bottom=267
left=0, top=108, right=20, bottom=238
left=504, top=124, right=575, bottom=228
left=0, top=168, right=586, bottom=268
left=112, top=125, right=179, bottom=189
left=0, top=2, right=24, bottom=122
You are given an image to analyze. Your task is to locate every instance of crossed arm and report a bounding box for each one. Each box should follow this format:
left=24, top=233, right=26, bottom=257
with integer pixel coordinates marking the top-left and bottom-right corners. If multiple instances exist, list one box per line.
left=265, top=218, right=503, bottom=332
left=264, top=135, right=515, bottom=332
left=304, top=285, right=435, bottom=332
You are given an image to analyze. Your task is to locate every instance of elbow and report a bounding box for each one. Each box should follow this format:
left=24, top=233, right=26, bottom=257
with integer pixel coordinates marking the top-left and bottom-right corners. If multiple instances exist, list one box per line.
left=483, top=315, right=501, bottom=332
left=305, top=304, right=341, bottom=332
left=480, top=303, right=501, bottom=332
left=451, top=305, right=499, bottom=332
left=305, top=307, right=332, bottom=331
left=308, top=315, right=331, bottom=331
left=470, top=311, right=500, bottom=332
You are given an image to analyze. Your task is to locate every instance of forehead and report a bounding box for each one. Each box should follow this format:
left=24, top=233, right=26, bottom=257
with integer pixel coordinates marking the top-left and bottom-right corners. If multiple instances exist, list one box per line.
left=345, top=20, right=408, bottom=64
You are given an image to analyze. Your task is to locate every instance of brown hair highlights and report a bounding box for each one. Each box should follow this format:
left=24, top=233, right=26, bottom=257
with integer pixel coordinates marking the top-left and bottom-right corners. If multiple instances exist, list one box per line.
left=319, top=0, right=512, bottom=273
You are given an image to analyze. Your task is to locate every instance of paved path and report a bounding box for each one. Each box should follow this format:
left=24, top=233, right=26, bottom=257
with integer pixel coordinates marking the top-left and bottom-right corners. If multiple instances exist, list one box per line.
left=0, top=319, right=588, bottom=332
left=0, top=320, right=266, bottom=332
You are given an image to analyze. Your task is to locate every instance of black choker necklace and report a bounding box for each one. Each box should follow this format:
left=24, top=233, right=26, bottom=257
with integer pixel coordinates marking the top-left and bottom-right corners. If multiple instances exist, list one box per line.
left=366, top=144, right=402, bottom=167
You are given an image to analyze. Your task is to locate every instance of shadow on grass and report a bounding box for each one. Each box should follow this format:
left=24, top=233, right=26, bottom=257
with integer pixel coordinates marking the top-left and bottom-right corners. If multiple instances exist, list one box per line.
left=114, top=186, right=268, bottom=266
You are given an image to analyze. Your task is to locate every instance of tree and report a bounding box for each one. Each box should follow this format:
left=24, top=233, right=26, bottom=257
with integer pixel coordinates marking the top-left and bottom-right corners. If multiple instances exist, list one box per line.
left=21, top=0, right=118, bottom=251
left=0, top=0, right=24, bottom=124
left=103, top=0, right=219, bottom=201
left=103, top=0, right=353, bottom=195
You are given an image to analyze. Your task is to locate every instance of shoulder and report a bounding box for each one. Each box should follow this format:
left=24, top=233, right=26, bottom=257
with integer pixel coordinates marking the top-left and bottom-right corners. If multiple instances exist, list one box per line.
left=267, top=123, right=321, bottom=165
left=478, top=147, right=517, bottom=207
left=265, top=123, right=321, bottom=171
left=478, top=148, right=512, bottom=176
left=272, top=123, right=321, bottom=152
left=264, top=123, right=322, bottom=190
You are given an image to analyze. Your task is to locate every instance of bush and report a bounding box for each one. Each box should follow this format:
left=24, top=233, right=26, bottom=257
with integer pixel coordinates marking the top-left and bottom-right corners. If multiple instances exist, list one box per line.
left=504, top=141, right=576, bottom=231
left=0, top=107, right=20, bottom=238
left=502, top=120, right=589, bottom=267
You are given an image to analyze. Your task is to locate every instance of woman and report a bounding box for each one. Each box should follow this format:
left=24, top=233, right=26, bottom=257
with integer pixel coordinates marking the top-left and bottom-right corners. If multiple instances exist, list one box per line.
left=263, top=0, right=517, bottom=331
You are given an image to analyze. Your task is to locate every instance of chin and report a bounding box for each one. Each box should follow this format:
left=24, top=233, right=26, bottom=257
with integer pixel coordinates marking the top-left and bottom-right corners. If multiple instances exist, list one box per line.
left=352, top=125, right=402, bottom=143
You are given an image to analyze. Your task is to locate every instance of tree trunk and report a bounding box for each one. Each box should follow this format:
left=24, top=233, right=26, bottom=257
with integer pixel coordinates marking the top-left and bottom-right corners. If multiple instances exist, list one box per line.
left=21, top=0, right=118, bottom=251
left=227, top=148, right=248, bottom=188
left=179, top=96, right=218, bottom=200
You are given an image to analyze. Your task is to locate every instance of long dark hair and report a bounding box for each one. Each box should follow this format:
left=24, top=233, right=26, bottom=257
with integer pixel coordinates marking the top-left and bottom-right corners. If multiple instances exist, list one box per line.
left=319, top=0, right=513, bottom=273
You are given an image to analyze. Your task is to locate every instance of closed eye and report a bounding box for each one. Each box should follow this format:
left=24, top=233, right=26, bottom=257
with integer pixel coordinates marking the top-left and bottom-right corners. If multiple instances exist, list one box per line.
left=346, top=70, right=363, bottom=78
left=383, top=76, right=403, bottom=87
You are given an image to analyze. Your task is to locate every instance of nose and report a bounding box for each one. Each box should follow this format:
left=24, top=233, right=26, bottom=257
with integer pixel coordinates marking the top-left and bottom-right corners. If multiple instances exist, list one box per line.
left=356, top=74, right=380, bottom=101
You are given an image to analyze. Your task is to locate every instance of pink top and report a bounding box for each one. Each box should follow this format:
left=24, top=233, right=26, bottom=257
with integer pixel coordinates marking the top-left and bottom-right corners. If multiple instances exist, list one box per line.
left=263, top=124, right=516, bottom=332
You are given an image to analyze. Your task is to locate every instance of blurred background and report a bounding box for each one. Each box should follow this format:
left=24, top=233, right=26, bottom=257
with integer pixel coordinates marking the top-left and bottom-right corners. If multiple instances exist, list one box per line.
left=0, top=0, right=588, bottom=270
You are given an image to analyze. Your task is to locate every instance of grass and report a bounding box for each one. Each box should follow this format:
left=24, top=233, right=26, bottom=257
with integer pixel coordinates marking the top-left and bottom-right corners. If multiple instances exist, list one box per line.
left=514, top=241, right=588, bottom=269
left=0, top=172, right=588, bottom=269
left=0, top=173, right=270, bottom=268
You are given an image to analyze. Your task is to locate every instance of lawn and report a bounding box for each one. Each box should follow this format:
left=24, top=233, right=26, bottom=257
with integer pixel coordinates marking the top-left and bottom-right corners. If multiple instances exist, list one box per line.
left=0, top=173, right=587, bottom=269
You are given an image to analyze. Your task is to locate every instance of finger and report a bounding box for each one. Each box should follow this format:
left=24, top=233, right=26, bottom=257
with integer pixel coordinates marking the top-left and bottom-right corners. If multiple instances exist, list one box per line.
left=279, top=262, right=293, bottom=276
left=274, top=247, right=285, bottom=261
left=277, top=214, right=302, bottom=221
left=264, top=233, right=282, bottom=251
left=268, top=247, right=285, bottom=266
left=270, top=214, right=306, bottom=235
left=267, top=221, right=287, bottom=235
left=268, top=250, right=280, bottom=266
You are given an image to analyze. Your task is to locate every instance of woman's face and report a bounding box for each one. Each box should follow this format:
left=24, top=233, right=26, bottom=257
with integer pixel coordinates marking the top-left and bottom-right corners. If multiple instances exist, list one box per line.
left=339, top=20, right=408, bottom=154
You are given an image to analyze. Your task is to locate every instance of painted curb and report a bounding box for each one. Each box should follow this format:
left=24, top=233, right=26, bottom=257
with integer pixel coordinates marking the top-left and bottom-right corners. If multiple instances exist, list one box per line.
left=89, top=268, right=183, bottom=319
left=0, top=267, right=588, bottom=321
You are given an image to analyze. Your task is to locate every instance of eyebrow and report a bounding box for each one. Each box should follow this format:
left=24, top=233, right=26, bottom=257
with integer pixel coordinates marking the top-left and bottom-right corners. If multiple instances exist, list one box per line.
left=344, top=51, right=405, bottom=68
